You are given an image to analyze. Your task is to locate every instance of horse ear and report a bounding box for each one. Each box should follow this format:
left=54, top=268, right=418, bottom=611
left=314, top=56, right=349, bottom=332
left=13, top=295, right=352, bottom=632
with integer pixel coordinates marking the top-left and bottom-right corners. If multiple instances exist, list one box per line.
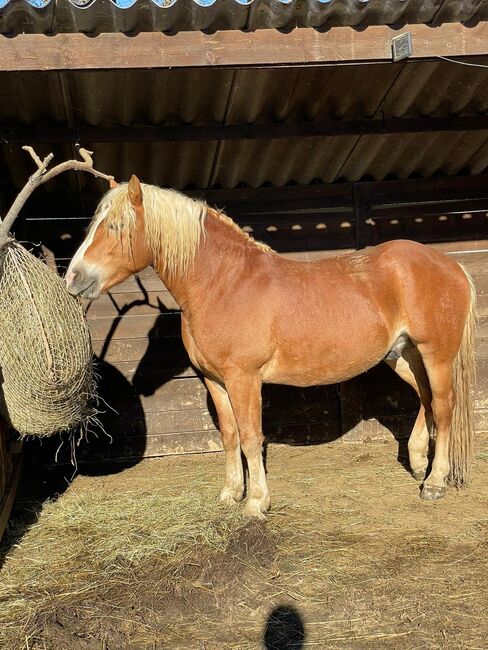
left=128, top=175, right=143, bottom=207
left=109, top=178, right=119, bottom=189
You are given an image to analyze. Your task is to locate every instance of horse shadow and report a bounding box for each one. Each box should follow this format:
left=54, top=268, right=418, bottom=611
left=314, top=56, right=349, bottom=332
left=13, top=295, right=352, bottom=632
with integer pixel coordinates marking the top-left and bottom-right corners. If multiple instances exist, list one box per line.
left=132, top=299, right=191, bottom=397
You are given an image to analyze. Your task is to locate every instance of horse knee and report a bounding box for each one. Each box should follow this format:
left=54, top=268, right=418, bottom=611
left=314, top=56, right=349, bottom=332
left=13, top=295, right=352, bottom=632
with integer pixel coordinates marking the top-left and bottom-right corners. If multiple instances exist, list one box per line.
left=221, top=425, right=239, bottom=452
left=431, top=392, right=455, bottom=428
left=240, top=429, right=264, bottom=456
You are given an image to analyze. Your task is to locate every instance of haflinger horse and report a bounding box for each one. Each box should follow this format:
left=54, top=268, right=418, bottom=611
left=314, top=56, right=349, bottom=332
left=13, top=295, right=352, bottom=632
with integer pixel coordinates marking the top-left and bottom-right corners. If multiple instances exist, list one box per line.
left=66, top=176, right=476, bottom=519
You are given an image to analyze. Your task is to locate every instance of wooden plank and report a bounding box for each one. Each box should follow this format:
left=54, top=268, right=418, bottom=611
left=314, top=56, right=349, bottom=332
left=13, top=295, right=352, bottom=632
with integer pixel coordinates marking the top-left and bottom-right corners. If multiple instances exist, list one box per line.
left=75, top=430, right=224, bottom=461
left=138, top=378, right=208, bottom=414
left=92, top=398, right=341, bottom=437
left=80, top=420, right=342, bottom=461
left=2, top=25, right=488, bottom=72
left=44, top=417, right=343, bottom=464
left=89, top=312, right=180, bottom=342
left=97, top=354, right=197, bottom=380
left=86, top=291, right=179, bottom=318
left=101, top=374, right=339, bottom=416
left=92, top=336, right=188, bottom=364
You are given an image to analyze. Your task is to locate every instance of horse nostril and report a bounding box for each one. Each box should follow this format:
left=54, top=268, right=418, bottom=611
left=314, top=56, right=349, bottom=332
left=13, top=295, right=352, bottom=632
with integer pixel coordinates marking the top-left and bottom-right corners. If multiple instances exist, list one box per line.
left=66, top=268, right=78, bottom=287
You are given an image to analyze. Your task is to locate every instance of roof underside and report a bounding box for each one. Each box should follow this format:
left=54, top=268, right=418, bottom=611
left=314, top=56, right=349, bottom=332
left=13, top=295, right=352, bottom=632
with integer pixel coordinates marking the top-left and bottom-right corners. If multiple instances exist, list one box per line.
left=1, top=60, right=488, bottom=206
left=0, top=0, right=487, bottom=34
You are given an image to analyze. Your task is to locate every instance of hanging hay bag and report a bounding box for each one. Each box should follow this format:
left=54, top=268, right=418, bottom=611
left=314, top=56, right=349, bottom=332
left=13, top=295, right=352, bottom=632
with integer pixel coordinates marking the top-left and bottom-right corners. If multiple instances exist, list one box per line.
left=0, top=242, right=95, bottom=437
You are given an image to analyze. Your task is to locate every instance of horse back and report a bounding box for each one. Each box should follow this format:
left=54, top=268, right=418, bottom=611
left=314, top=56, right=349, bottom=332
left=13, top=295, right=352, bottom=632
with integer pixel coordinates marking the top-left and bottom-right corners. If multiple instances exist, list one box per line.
left=184, top=239, right=469, bottom=386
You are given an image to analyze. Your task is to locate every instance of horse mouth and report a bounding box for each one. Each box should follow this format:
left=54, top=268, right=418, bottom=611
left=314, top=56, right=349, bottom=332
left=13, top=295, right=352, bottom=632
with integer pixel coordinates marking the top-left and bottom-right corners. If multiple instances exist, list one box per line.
left=80, top=281, right=100, bottom=300
left=68, top=279, right=100, bottom=300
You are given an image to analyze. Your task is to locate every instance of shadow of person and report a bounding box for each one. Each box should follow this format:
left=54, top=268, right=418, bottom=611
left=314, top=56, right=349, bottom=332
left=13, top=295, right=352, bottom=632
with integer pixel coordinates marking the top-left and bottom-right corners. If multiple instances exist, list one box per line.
left=264, top=605, right=306, bottom=650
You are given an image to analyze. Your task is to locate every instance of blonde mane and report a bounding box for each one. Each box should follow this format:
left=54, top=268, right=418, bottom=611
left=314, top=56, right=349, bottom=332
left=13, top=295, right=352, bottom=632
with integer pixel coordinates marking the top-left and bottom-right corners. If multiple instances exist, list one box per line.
left=92, top=183, right=273, bottom=276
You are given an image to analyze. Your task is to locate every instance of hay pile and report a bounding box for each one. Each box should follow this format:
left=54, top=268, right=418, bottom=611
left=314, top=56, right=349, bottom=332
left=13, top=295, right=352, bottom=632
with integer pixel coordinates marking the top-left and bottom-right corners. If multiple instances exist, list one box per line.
left=0, top=242, right=94, bottom=437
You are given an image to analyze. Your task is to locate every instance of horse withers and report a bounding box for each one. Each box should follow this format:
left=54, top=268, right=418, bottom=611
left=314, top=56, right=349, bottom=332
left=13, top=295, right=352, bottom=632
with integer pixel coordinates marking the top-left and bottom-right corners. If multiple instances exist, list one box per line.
left=66, top=176, right=476, bottom=519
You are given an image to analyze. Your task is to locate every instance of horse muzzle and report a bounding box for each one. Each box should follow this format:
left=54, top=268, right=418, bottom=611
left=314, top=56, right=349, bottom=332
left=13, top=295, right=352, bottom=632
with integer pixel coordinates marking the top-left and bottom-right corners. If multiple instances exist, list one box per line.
left=66, top=268, right=102, bottom=300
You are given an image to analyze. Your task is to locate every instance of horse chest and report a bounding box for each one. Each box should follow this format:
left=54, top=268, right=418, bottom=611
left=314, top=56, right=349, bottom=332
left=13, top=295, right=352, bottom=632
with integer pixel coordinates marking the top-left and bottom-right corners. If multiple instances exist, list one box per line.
left=180, top=317, right=226, bottom=381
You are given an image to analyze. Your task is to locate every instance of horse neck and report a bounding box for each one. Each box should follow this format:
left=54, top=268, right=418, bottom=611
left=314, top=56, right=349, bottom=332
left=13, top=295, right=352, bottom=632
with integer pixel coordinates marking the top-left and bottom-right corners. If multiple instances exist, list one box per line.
left=153, top=208, right=259, bottom=312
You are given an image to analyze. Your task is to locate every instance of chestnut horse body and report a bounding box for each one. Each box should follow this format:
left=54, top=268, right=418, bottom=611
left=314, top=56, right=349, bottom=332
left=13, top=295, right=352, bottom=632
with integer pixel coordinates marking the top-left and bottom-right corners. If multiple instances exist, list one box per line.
left=67, top=177, right=476, bottom=518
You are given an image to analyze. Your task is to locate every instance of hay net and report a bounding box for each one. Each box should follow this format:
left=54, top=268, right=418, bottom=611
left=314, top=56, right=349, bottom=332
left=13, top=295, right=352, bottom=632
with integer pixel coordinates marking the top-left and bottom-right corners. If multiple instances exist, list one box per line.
left=0, top=242, right=95, bottom=437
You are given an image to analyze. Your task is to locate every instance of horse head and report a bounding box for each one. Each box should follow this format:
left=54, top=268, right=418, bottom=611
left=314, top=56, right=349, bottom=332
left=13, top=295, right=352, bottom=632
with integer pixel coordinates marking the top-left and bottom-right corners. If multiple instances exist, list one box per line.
left=66, top=175, right=151, bottom=299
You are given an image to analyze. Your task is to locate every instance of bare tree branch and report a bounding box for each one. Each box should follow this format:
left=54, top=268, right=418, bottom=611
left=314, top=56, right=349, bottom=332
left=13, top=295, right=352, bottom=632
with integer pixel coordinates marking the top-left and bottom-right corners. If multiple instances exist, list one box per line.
left=0, top=146, right=115, bottom=247
left=22, top=146, right=52, bottom=171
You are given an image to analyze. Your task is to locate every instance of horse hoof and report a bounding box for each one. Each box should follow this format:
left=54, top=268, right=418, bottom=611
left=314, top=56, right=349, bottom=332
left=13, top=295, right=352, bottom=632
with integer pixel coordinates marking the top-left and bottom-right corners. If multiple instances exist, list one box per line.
left=219, top=487, right=244, bottom=506
left=412, top=469, right=427, bottom=482
left=242, top=498, right=268, bottom=520
left=420, top=485, right=445, bottom=501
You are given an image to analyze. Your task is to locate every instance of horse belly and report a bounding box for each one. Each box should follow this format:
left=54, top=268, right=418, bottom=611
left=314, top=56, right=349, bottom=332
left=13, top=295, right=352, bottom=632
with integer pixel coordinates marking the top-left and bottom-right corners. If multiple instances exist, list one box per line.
left=262, top=310, right=393, bottom=386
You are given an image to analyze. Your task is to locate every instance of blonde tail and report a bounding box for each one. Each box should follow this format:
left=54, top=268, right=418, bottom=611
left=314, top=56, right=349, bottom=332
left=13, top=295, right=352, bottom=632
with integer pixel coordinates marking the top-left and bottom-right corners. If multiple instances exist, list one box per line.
left=449, top=267, right=477, bottom=487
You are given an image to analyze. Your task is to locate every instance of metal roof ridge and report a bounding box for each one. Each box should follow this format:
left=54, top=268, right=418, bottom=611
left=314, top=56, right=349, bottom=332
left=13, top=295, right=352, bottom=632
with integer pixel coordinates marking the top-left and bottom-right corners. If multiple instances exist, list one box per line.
left=0, top=0, right=342, bottom=9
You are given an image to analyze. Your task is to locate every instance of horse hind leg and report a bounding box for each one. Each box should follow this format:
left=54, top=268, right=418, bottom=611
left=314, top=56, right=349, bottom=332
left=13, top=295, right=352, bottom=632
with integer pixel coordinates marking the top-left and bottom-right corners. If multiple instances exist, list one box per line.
left=416, top=350, right=457, bottom=501
left=386, top=345, right=432, bottom=482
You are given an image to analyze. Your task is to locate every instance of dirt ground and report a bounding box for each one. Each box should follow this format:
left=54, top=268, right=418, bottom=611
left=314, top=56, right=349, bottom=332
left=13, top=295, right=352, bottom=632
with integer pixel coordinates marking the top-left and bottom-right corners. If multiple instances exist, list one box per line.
left=2, top=437, right=488, bottom=649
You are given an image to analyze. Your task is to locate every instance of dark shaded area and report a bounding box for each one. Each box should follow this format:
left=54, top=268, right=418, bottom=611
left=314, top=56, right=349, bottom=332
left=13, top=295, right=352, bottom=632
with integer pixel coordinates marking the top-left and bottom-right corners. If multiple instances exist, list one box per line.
left=63, top=355, right=147, bottom=474
left=28, top=286, right=151, bottom=473
left=264, top=605, right=306, bottom=650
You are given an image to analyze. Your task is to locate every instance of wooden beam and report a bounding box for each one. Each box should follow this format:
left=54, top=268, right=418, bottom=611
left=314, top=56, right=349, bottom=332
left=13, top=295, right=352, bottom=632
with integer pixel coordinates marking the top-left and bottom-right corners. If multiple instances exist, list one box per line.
left=3, top=115, right=488, bottom=144
left=18, top=173, right=488, bottom=217
left=1, top=23, right=488, bottom=71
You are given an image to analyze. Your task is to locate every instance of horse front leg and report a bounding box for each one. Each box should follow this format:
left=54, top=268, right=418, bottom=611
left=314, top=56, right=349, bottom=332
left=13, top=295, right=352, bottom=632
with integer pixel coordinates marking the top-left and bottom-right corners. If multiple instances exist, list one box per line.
left=225, top=372, right=270, bottom=519
left=204, top=377, right=244, bottom=505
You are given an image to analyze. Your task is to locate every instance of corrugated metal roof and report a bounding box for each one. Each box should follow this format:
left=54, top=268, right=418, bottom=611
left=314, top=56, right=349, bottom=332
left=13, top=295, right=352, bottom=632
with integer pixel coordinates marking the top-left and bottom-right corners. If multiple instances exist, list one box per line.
left=1, top=60, right=488, bottom=200
left=1, top=0, right=488, bottom=34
